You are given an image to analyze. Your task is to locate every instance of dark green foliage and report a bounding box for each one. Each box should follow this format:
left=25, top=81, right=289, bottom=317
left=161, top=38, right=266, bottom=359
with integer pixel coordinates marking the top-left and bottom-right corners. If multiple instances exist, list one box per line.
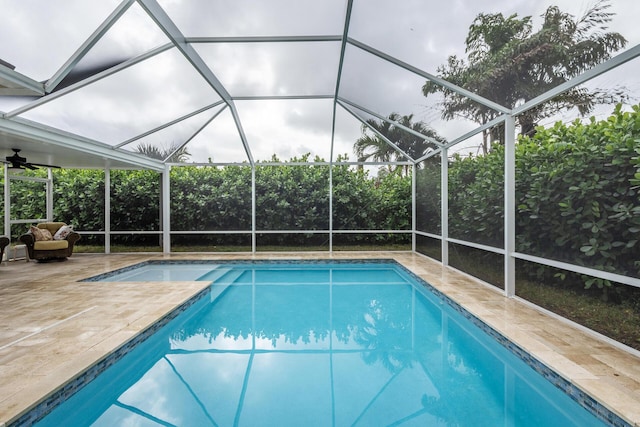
left=376, top=171, right=412, bottom=233
left=170, top=165, right=252, bottom=247
left=0, top=147, right=409, bottom=249
left=52, top=169, right=105, bottom=245
left=10, top=178, right=48, bottom=222
left=256, top=155, right=330, bottom=233
left=449, top=148, right=504, bottom=247
left=333, top=158, right=411, bottom=244
left=442, top=104, right=640, bottom=291
left=170, top=165, right=252, bottom=232
left=5, top=169, right=106, bottom=241
left=109, top=171, right=161, bottom=246
left=332, top=162, right=378, bottom=231
left=516, top=105, right=640, bottom=288
left=3, top=155, right=411, bottom=248
left=415, top=158, right=441, bottom=234
left=53, top=169, right=105, bottom=230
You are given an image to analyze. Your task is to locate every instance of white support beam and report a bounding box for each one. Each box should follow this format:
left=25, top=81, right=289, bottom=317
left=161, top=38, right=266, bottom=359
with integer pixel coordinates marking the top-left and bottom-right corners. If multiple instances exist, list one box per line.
left=329, top=165, right=333, bottom=252
left=504, top=116, right=516, bottom=297
left=45, top=0, right=135, bottom=93
left=446, top=237, right=505, bottom=255
left=513, top=43, right=640, bottom=117
left=415, top=147, right=442, bottom=163
left=232, top=95, right=334, bottom=101
left=162, top=164, right=171, bottom=253
left=167, top=105, right=228, bottom=162
left=3, top=166, right=9, bottom=238
left=337, top=99, right=415, bottom=162
left=441, top=147, right=448, bottom=265
left=347, top=37, right=511, bottom=115
left=0, top=116, right=165, bottom=171
left=46, top=169, right=53, bottom=221
left=514, top=252, right=640, bottom=289
left=338, top=97, right=445, bottom=147
left=228, top=105, right=254, bottom=164
left=444, top=115, right=508, bottom=150
left=116, top=101, right=225, bottom=149
left=251, top=167, right=256, bottom=252
left=136, top=0, right=254, bottom=165
left=411, top=162, right=416, bottom=252
left=174, top=160, right=411, bottom=167
left=331, top=0, right=354, bottom=164
left=0, top=66, right=44, bottom=97
left=105, top=168, right=111, bottom=254
left=329, top=0, right=348, bottom=250
left=414, top=116, right=508, bottom=164
left=187, top=35, right=343, bottom=44
left=6, top=44, right=173, bottom=118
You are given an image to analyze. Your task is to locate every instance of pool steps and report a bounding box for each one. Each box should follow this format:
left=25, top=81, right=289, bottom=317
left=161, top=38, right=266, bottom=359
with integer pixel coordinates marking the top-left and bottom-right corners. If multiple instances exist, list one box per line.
left=197, top=267, right=244, bottom=302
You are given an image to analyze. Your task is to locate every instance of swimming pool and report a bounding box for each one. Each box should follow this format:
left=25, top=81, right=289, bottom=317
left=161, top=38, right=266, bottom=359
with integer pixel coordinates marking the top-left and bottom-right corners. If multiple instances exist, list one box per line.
left=25, top=260, right=621, bottom=426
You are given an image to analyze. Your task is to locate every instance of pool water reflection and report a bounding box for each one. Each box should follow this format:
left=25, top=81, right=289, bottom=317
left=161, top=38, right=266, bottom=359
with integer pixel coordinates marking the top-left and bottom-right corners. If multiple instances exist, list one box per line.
left=35, top=263, right=605, bottom=426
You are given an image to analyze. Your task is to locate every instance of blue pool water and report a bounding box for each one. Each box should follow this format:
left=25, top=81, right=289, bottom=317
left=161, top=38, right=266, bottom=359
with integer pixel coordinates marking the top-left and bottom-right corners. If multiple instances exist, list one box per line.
left=30, top=261, right=613, bottom=426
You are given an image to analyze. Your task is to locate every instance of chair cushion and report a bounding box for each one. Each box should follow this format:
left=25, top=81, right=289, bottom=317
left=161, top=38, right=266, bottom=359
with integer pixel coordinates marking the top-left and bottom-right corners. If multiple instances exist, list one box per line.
left=38, top=222, right=66, bottom=235
left=34, top=240, right=69, bottom=250
left=53, top=225, right=74, bottom=240
left=30, top=226, right=53, bottom=241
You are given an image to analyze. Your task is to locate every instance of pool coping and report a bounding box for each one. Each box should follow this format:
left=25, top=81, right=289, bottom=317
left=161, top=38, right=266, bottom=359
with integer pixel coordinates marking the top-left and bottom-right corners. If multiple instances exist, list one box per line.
left=8, top=258, right=630, bottom=427
left=6, top=284, right=212, bottom=427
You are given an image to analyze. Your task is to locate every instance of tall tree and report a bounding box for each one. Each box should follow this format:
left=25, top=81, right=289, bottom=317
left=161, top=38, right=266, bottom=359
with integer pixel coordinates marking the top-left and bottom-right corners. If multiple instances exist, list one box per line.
left=423, top=0, right=627, bottom=152
left=135, top=142, right=191, bottom=163
left=354, top=112, right=446, bottom=176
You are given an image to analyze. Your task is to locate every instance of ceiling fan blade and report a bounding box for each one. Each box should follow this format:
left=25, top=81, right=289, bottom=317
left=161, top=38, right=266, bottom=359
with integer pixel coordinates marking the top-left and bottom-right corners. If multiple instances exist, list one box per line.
left=27, top=162, right=61, bottom=169
left=5, top=149, right=61, bottom=170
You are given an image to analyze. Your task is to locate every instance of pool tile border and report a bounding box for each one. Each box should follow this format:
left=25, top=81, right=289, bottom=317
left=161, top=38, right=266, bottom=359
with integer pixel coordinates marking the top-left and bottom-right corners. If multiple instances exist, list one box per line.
left=14, top=258, right=629, bottom=427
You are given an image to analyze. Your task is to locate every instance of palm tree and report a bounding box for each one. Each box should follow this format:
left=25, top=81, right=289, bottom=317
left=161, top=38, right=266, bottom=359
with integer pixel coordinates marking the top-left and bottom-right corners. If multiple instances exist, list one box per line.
left=135, top=142, right=191, bottom=163
left=423, top=0, right=627, bottom=151
left=354, top=113, right=446, bottom=176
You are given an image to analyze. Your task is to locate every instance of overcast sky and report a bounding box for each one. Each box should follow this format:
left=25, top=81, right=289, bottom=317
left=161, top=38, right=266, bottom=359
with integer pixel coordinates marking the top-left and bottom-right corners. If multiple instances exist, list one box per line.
left=0, top=0, right=638, bottom=163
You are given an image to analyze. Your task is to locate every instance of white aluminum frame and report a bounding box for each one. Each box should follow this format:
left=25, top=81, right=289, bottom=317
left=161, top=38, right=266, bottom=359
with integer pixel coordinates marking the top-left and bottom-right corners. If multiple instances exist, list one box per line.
left=0, top=0, right=637, bottom=298
left=3, top=165, right=54, bottom=239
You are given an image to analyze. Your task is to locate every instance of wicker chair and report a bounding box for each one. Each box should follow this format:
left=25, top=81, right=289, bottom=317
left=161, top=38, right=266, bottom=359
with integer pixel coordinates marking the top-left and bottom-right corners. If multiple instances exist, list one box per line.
left=20, top=222, right=80, bottom=261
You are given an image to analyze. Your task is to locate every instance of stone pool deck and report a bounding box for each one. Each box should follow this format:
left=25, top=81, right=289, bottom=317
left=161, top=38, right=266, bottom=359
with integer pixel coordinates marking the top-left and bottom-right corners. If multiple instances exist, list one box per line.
left=0, top=252, right=638, bottom=426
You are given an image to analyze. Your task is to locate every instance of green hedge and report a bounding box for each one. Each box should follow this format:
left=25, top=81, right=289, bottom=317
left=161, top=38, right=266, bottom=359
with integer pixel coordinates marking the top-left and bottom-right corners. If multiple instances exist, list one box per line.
left=441, top=104, right=640, bottom=287
left=4, top=155, right=412, bottom=247
left=516, top=105, right=640, bottom=286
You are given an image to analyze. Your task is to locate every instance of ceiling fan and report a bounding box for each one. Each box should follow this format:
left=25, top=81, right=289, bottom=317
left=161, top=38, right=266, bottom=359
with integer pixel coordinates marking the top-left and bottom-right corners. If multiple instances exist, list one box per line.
left=3, top=148, right=60, bottom=172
